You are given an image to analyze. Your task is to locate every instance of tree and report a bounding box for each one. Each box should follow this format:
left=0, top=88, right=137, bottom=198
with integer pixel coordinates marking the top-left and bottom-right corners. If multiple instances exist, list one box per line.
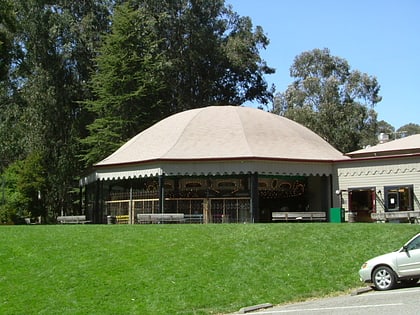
left=4, top=0, right=113, bottom=218
left=0, top=0, right=16, bottom=81
left=396, top=123, right=420, bottom=138
left=376, top=120, right=394, bottom=142
left=373, top=121, right=419, bottom=142
left=0, top=0, right=25, bottom=168
left=276, top=48, right=381, bottom=153
left=148, top=0, right=275, bottom=111
left=82, top=3, right=170, bottom=166
left=0, top=153, right=46, bottom=223
left=83, top=0, right=274, bottom=165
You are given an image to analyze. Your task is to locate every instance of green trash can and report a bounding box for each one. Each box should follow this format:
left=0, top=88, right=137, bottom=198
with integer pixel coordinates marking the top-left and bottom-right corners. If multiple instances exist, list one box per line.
left=329, top=208, right=344, bottom=223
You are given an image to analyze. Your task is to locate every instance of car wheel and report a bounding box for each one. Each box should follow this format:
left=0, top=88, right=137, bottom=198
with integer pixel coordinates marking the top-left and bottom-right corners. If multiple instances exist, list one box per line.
left=372, top=266, right=396, bottom=290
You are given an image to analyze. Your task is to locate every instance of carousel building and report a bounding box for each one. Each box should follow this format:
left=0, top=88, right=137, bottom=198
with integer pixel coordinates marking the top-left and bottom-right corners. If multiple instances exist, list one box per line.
left=80, top=105, right=346, bottom=224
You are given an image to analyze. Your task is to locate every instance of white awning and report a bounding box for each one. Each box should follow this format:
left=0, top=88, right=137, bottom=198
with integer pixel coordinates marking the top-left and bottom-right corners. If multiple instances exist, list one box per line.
left=80, top=159, right=334, bottom=186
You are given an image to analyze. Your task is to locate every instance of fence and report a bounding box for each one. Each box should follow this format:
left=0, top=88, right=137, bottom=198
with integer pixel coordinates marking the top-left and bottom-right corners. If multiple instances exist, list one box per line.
left=104, top=196, right=251, bottom=224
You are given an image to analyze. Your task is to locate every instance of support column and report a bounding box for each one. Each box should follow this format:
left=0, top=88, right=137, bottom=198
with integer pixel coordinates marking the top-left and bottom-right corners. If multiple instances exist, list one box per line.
left=158, top=174, right=164, bottom=215
left=321, top=175, right=329, bottom=212
left=85, top=183, right=90, bottom=220
left=129, top=185, right=133, bottom=224
left=79, top=185, right=83, bottom=214
left=94, top=180, right=100, bottom=224
left=250, top=173, right=259, bottom=223
left=203, top=198, right=209, bottom=224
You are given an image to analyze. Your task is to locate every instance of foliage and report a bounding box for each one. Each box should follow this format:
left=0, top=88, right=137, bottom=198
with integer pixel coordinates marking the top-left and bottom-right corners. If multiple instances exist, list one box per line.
left=82, top=0, right=274, bottom=165
left=0, top=97, right=27, bottom=167
left=397, top=123, right=420, bottom=138
left=0, top=224, right=418, bottom=314
left=377, top=120, right=395, bottom=137
left=147, top=0, right=275, bottom=110
left=0, top=153, right=46, bottom=223
left=0, top=165, right=21, bottom=224
left=0, top=0, right=25, bottom=166
left=376, top=122, right=420, bottom=141
left=1, top=0, right=274, bottom=219
left=81, top=3, right=170, bottom=166
left=0, top=0, right=113, bottom=218
left=275, top=48, right=382, bottom=153
left=0, top=0, right=16, bottom=81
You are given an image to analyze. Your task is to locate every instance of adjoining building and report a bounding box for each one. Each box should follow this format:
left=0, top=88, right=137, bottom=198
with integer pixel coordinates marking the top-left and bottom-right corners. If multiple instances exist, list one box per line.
left=336, top=134, right=420, bottom=223
left=80, top=106, right=345, bottom=224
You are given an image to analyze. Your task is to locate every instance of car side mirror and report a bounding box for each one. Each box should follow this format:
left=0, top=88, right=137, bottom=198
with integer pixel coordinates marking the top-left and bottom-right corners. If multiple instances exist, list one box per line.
left=403, top=245, right=409, bottom=253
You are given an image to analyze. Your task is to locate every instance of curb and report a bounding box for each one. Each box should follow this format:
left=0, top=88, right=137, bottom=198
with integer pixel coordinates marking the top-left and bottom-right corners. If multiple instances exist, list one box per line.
left=351, top=286, right=373, bottom=296
left=238, top=303, right=273, bottom=314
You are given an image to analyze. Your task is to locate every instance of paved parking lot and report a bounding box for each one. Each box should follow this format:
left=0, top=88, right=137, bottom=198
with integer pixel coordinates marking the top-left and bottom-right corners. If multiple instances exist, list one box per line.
left=235, top=285, right=420, bottom=315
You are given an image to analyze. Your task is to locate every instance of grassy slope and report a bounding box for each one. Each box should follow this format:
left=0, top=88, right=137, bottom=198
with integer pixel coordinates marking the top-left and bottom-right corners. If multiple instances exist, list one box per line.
left=0, top=223, right=418, bottom=314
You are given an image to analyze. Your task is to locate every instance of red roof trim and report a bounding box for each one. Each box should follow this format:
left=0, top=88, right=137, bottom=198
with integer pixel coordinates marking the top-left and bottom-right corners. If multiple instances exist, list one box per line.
left=94, top=156, right=340, bottom=169
left=335, top=152, right=420, bottom=163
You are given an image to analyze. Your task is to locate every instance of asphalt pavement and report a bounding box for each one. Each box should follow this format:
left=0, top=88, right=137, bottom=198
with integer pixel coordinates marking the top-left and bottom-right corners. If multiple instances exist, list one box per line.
left=233, top=285, right=420, bottom=315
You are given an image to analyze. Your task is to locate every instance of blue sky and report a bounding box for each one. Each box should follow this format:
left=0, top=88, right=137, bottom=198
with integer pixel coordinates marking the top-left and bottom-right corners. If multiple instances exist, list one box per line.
left=227, top=0, right=419, bottom=129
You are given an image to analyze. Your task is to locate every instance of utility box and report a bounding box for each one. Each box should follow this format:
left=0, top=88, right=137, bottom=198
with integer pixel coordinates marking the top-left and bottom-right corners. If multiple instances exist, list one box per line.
left=329, top=208, right=344, bottom=223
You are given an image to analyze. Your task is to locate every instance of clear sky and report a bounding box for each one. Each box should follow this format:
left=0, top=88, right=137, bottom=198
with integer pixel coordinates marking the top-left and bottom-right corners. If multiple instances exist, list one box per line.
left=227, top=0, right=419, bottom=129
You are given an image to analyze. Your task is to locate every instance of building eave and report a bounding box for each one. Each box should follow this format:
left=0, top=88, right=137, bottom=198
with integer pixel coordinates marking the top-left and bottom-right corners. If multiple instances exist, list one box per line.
left=94, top=156, right=344, bottom=170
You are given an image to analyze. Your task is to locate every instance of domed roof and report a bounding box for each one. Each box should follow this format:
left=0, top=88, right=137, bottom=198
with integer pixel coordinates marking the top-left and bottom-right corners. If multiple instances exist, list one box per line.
left=96, top=106, right=344, bottom=166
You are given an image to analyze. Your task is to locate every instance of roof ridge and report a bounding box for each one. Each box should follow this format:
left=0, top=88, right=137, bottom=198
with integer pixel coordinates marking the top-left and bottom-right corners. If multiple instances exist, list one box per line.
left=235, top=107, right=256, bottom=157
left=161, top=107, right=204, bottom=158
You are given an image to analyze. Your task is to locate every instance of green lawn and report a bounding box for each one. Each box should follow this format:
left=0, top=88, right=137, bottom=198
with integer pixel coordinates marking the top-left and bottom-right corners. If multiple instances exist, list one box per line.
left=0, top=223, right=418, bottom=314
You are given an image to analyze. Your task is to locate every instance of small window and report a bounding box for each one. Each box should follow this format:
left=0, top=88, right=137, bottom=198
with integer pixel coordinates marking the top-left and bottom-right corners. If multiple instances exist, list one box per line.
left=384, top=185, right=413, bottom=212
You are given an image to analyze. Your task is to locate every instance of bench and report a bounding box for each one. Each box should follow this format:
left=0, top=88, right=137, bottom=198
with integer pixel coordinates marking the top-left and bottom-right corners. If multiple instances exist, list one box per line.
left=184, top=214, right=204, bottom=224
left=137, top=213, right=185, bottom=224
left=116, top=215, right=129, bottom=224
left=371, top=211, right=420, bottom=223
left=57, top=215, right=91, bottom=224
left=25, top=218, right=38, bottom=225
left=272, top=211, right=326, bottom=222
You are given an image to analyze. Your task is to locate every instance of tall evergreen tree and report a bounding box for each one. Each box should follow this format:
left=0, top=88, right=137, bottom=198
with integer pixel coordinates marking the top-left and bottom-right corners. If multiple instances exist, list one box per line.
left=83, top=0, right=274, bottom=165
left=4, top=0, right=113, bottom=218
left=82, top=3, right=169, bottom=166
left=0, top=0, right=15, bottom=81
left=145, top=0, right=274, bottom=111
left=0, top=0, right=22, bottom=169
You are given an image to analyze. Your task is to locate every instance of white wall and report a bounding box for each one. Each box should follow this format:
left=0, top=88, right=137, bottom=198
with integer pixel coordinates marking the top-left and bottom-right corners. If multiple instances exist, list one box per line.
left=335, top=156, right=420, bottom=213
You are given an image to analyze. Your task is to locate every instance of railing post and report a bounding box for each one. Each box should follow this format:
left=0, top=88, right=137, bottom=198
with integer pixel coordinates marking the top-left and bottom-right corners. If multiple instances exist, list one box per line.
left=250, top=172, right=259, bottom=223
left=158, top=174, right=164, bottom=216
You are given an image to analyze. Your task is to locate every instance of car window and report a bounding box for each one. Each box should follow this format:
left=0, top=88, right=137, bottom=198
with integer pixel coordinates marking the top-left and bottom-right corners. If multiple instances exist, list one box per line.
left=406, top=235, right=420, bottom=251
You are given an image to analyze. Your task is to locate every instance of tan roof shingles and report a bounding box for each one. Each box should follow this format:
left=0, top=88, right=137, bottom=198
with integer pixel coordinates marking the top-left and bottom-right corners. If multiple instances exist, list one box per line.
left=96, top=106, right=345, bottom=166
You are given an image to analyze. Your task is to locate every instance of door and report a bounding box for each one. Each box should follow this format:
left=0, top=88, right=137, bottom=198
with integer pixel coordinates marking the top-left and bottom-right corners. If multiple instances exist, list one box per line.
left=348, top=188, right=376, bottom=222
left=396, top=235, right=420, bottom=277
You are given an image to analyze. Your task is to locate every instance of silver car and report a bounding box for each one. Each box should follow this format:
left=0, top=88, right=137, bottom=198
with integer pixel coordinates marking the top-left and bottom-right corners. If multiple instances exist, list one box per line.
left=359, top=233, right=420, bottom=290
